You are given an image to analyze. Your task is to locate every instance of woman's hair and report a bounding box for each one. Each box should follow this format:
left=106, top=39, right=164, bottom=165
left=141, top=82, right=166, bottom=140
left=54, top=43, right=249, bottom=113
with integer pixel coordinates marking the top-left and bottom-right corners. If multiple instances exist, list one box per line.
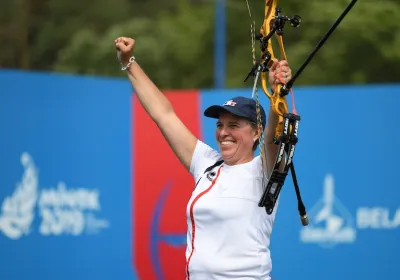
left=249, top=121, right=261, bottom=151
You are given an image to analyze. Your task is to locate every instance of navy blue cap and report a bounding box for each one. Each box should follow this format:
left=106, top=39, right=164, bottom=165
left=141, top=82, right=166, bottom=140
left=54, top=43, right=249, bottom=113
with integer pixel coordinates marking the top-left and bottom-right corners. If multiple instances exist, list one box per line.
left=203, top=96, right=267, bottom=129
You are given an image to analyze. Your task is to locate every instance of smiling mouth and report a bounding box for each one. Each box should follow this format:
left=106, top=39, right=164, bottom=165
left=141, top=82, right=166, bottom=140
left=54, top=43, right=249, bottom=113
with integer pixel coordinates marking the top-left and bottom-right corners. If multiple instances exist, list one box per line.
left=220, top=141, right=236, bottom=146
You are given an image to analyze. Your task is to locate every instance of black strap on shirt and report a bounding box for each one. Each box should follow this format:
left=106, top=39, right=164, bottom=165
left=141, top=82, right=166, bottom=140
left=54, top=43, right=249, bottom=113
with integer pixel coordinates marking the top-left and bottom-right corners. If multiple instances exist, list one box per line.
left=194, top=159, right=224, bottom=189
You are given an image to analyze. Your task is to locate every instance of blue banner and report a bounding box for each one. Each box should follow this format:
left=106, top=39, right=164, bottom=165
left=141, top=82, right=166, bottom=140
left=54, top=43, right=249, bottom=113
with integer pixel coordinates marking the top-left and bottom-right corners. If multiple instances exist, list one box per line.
left=0, top=70, right=136, bottom=280
left=0, top=69, right=399, bottom=280
left=201, top=84, right=400, bottom=280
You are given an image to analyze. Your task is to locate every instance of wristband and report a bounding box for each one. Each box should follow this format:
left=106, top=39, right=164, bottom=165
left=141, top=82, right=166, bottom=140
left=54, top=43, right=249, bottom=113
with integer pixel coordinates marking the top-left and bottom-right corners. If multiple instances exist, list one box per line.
left=120, top=56, right=136, bottom=71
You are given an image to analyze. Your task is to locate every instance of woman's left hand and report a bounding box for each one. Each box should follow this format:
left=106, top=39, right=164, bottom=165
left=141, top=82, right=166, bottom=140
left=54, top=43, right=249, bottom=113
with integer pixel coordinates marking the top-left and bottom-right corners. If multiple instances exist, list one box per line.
left=268, top=59, right=292, bottom=92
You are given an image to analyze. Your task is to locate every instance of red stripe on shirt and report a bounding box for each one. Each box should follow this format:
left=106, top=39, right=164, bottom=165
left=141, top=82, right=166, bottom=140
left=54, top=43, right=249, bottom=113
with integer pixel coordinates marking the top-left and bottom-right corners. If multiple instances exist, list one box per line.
left=186, top=165, right=223, bottom=280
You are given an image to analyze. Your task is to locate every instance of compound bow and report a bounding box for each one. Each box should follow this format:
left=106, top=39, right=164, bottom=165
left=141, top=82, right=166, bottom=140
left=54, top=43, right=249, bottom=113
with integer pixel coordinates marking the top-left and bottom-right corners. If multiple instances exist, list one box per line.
left=245, top=0, right=358, bottom=226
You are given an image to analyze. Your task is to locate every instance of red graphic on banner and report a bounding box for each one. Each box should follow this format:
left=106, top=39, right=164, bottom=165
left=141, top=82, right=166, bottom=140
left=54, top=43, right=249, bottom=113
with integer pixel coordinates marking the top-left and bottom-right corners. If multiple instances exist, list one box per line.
left=132, top=90, right=201, bottom=280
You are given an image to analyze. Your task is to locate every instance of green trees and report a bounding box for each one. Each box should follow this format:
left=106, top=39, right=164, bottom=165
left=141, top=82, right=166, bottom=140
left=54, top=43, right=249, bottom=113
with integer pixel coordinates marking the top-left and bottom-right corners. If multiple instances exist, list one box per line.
left=1, top=0, right=398, bottom=89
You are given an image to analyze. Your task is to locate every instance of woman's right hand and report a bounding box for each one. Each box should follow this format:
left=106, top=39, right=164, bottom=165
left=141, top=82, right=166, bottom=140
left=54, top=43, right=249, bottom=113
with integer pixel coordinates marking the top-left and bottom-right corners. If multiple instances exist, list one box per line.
left=114, top=37, right=135, bottom=65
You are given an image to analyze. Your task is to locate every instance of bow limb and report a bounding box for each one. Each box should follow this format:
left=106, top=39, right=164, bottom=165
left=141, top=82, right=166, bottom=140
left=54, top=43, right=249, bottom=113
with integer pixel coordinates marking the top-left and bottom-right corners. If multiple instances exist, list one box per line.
left=260, top=0, right=290, bottom=141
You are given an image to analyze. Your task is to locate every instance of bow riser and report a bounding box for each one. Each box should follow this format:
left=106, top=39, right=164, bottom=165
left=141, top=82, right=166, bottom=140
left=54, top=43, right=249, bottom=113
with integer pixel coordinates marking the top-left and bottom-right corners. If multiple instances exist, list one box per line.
left=246, top=0, right=308, bottom=226
left=259, top=0, right=298, bottom=140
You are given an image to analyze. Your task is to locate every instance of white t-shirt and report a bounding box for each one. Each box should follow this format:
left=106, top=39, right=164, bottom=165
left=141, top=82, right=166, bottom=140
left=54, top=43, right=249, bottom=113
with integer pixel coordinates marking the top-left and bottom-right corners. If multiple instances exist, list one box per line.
left=185, top=140, right=278, bottom=280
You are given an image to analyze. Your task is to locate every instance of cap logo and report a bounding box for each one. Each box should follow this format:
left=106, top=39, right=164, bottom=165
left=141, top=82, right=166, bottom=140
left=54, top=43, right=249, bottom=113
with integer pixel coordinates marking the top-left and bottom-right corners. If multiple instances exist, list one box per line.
left=223, top=100, right=236, bottom=107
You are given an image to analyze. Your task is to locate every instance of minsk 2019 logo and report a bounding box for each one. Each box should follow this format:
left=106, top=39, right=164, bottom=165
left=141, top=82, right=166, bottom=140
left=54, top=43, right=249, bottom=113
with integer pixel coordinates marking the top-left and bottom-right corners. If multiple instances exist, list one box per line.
left=300, top=173, right=356, bottom=248
left=0, top=152, right=109, bottom=240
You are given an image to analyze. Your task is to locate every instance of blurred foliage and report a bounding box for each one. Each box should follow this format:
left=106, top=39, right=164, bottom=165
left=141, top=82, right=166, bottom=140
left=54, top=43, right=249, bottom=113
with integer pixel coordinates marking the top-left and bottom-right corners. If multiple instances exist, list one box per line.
left=0, top=0, right=399, bottom=89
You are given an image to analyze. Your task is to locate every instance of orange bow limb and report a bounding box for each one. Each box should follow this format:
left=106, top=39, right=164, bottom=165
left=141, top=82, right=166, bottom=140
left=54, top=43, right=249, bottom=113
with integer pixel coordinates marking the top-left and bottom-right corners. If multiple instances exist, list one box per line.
left=258, top=0, right=299, bottom=140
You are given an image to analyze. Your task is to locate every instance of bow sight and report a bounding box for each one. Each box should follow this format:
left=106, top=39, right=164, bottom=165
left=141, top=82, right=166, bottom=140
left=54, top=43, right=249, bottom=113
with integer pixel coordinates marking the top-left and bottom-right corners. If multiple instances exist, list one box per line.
left=259, top=8, right=301, bottom=37
left=244, top=7, right=301, bottom=83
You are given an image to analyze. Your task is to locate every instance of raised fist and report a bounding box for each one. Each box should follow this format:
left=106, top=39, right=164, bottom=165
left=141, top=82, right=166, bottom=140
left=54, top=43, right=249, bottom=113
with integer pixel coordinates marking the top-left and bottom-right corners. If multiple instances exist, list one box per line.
left=114, top=37, right=135, bottom=65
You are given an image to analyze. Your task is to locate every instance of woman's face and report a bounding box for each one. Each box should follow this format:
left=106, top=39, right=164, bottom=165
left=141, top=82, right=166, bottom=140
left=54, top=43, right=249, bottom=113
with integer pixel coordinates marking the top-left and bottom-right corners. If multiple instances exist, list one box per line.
left=215, top=111, right=259, bottom=165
